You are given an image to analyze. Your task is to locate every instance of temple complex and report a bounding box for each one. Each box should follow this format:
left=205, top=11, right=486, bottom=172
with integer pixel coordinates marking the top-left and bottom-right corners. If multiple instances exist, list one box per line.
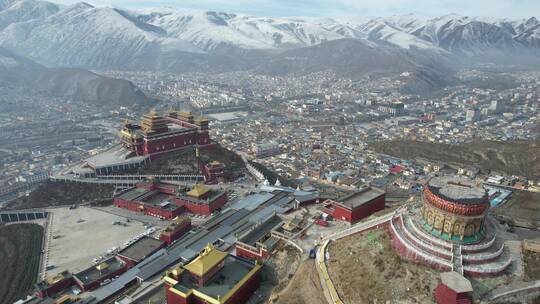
left=114, top=182, right=228, bottom=219
left=73, top=110, right=213, bottom=177
left=120, top=110, right=210, bottom=158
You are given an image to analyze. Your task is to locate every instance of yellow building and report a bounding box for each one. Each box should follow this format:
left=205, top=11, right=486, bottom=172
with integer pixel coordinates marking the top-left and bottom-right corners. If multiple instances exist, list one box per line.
left=164, top=244, right=262, bottom=304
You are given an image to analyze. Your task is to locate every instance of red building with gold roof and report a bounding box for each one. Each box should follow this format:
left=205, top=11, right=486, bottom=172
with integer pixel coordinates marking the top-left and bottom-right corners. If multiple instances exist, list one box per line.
left=120, top=110, right=210, bottom=158
left=113, top=182, right=228, bottom=219
left=164, top=244, right=262, bottom=304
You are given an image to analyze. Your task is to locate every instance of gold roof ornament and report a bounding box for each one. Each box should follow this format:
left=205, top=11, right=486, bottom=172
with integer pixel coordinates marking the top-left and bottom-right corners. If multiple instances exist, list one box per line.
left=168, top=107, right=179, bottom=117
left=183, top=243, right=227, bottom=277
left=47, top=273, right=65, bottom=285
left=186, top=184, right=210, bottom=198
left=96, top=262, right=109, bottom=271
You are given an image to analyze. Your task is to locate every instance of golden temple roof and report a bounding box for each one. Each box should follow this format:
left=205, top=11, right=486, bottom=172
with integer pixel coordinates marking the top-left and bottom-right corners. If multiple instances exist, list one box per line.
left=194, top=116, right=209, bottom=123
left=178, top=111, right=194, bottom=118
left=186, top=184, right=210, bottom=198
left=47, top=273, right=64, bottom=285
left=140, top=110, right=169, bottom=134
left=183, top=244, right=227, bottom=277
left=145, top=110, right=159, bottom=117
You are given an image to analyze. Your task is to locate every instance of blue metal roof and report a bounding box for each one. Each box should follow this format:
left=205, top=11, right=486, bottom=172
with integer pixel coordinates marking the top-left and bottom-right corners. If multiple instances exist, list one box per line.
left=229, top=192, right=274, bottom=211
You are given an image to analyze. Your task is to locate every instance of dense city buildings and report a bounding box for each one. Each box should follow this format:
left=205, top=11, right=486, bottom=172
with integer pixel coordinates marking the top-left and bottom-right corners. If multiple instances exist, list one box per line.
left=1, top=23, right=540, bottom=304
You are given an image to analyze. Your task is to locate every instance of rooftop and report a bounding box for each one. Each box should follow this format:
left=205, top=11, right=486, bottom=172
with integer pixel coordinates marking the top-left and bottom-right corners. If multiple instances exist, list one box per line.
left=440, top=271, right=473, bottom=293
left=139, top=192, right=183, bottom=211
left=74, top=257, right=125, bottom=285
left=177, top=189, right=226, bottom=206
left=36, top=271, right=72, bottom=291
left=86, top=145, right=147, bottom=169
left=186, top=184, right=210, bottom=198
left=118, top=187, right=148, bottom=201
left=172, top=256, right=259, bottom=301
left=117, top=236, right=164, bottom=262
left=428, top=176, right=488, bottom=205
left=239, top=215, right=282, bottom=246
left=335, top=187, right=385, bottom=210
left=183, top=244, right=228, bottom=277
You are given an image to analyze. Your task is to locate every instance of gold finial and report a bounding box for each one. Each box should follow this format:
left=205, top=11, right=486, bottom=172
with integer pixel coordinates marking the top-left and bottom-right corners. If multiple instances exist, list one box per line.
left=202, top=243, right=214, bottom=256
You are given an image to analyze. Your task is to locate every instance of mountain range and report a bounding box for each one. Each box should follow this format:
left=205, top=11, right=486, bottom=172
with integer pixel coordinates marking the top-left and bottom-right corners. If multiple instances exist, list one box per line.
left=0, top=0, right=539, bottom=93
left=0, top=46, right=149, bottom=106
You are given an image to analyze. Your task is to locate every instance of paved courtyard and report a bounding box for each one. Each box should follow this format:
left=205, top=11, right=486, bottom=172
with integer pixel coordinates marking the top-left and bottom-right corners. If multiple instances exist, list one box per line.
left=45, top=206, right=147, bottom=276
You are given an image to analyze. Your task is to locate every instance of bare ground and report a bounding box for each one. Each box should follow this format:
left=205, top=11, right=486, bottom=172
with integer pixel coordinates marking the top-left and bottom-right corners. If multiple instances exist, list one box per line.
left=6, top=181, right=114, bottom=210
left=271, top=260, right=326, bottom=304
left=524, top=250, right=540, bottom=281
left=327, top=228, right=439, bottom=304
left=493, top=190, right=540, bottom=229
left=370, top=139, right=540, bottom=181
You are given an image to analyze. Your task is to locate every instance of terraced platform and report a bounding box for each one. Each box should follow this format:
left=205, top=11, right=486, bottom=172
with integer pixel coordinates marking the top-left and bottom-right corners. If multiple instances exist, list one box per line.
left=389, top=212, right=512, bottom=277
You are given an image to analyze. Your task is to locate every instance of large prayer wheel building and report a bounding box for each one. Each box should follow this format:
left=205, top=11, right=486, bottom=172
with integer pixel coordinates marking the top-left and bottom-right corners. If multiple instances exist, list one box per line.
left=422, top=176, right=490, bottom=243
left=389, top=175, right=512, bottom=277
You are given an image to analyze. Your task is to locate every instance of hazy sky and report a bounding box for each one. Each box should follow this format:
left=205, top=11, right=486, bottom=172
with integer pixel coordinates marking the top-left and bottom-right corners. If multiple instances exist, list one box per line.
left=51, top=0, right=539, bottom=18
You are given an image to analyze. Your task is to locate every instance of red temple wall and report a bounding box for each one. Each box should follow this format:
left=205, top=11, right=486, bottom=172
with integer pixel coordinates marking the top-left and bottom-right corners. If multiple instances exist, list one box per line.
left=36, top=277, right=75, bottom=299
left=77, top=266, right=127, bottom=292
left=434, top=284, right=471, bottom=304
left=224, top=269, right=261, bottom=304
left=160, top=221, right=192, bottom=245
left=235, top=246, right=269, bottom=261
left=144, top=132, right=198, bottom=155
left=114, top=198, right=181, bottom=219
left=165, top=286, right=190, bottom=304
left=331, top=194, right=385, bottom=223
left=179, top=193, right=228, bottom=215
left=164, top=268, right=261, bottom=304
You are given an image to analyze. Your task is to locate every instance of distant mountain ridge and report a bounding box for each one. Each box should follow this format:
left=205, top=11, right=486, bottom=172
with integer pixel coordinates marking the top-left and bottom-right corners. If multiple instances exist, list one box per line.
left=0, top=47, right=149, bottom=106
left=0, top=0, right=538, bottom=92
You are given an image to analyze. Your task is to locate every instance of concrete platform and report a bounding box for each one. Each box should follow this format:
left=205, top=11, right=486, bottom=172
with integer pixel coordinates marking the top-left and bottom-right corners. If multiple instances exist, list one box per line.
left=45, top=206, right=147, bottom=276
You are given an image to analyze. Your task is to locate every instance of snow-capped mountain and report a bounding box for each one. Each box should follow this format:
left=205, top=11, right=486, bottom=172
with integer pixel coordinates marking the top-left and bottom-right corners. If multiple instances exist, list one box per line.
left=0, top=1, right=203, bottom=68
left=137, top=10, right=441, bottom=52
left=0, top=0, right=538, bottom=73
left=0, top=0, right=59, bottom=29
left=141, top=11, right=353, bottom=51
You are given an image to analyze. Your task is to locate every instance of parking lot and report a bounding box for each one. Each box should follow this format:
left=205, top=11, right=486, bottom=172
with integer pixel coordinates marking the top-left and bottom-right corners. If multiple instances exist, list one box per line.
left=45, top=206, right=148, bottom=276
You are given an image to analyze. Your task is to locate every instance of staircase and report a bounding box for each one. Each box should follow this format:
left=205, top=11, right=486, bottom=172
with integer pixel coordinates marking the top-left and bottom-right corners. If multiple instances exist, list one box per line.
left=452, top=244, right=463, bottom=275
